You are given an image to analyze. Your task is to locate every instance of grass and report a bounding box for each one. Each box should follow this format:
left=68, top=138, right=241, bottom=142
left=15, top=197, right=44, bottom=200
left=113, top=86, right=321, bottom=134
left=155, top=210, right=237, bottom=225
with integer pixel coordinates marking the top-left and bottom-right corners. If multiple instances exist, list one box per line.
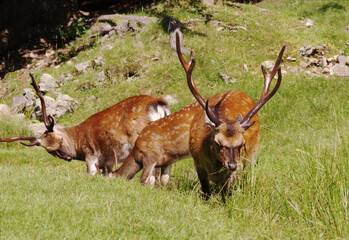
left=1, top=0, right=349, bottom=238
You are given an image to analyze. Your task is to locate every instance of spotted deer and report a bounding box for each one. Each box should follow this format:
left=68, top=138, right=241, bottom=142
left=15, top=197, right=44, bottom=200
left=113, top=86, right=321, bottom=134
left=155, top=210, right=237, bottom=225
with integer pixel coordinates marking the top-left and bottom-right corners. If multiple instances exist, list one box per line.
left=186, top=43, right=285, bottom=199
left=0, top=73, right=170, bottom=176
left=114, top=38, right=205, bottom=185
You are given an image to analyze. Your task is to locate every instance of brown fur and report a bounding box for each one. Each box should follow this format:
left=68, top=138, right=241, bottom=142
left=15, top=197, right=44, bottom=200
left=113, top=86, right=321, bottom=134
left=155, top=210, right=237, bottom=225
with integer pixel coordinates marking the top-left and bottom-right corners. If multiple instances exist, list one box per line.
left=115, top=101, right=203, bottom=185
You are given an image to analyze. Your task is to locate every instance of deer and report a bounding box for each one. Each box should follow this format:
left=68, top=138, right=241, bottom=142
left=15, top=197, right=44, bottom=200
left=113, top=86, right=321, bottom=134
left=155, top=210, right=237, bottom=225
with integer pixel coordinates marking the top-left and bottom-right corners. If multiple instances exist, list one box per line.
left=0, top=73, right=170, bottom=176
left=185, top=42, right=286, bottom=200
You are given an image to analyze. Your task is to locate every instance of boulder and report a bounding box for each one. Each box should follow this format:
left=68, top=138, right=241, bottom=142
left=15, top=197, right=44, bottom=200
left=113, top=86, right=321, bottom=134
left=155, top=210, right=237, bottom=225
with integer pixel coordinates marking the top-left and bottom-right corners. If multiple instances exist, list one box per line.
left=0, top=104, right=11, bottom=115
left=10, top=95, right=27, bottom=113
left=39, top=73, right=58, bottom=92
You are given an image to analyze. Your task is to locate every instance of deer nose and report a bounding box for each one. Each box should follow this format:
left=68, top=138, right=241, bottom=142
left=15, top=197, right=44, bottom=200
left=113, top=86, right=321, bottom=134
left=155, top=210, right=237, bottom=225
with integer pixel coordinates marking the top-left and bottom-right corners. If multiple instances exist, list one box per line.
left=227, top=162, right=237, bottom=171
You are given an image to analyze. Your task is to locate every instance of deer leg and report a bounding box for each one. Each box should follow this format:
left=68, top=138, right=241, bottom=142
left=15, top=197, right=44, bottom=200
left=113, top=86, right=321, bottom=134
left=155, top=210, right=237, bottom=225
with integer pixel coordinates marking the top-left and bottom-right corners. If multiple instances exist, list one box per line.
left=86, top=156, right=99, bottom=175
left=196, top=167, right=210, bottom=200
left=160, top=164, right=172, bottom=186
left=140, top=162, right=156, bottom=186
left=115, top=155, right=142, bottom=179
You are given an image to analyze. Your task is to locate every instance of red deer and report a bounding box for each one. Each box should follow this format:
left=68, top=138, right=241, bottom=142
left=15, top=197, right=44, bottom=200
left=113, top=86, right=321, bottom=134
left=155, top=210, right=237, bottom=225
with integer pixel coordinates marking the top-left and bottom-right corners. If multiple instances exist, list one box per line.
left=0, top=73, right=170, bottom=176
left=186, top=43, right=285, bottom=199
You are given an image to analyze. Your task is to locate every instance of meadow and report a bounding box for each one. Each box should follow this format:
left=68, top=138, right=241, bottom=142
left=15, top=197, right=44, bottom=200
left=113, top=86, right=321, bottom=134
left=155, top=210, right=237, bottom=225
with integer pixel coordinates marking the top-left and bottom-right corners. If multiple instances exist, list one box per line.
left=1, top=0, right=348, bottom=238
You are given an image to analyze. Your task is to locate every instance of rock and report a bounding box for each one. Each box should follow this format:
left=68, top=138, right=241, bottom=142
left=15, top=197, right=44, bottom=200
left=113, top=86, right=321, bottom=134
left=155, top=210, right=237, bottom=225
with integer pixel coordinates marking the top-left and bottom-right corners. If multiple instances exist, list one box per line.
left=308, top=57, right=319, bottom=66
left=262, top=60, right=276, bottom=72
left=88, top=95, right=97, bottom=101
left=163, top=95, right=179, bottom=105
left=0, top=104, right=11, bottom=115
left=286, top=56, right=296, bottom=62
left=10, top=95, right=27, bottom=113
left=55, top=94, right=79, bottom=118
left=319, top=57, right=327, bottom=67
left=322, top=68, right=330, bottom=74
left=89, top=22, right=113, bottom=35
left=330, top=64, right=349, bottom=77
left=96, top=71, right=106, bottom=85
left=101, top=44, right=113, bottom=51
left=288, top=67, right=300, bottom=74
left=304, top=19, right=315, bottom=28
left=60, top=72, right=73, bottom=85
left=39, top=73, right=58, bottom=92
left=32, top=96, right=56, bottom=120
left=75, top=61, right=91, bottom=73
left=28, top=123, right=46, bottom=137
left=219, top=73, right=237, bottom=84
left=337, top=55, right=348, bottom=66
left=92, top=57, right=105, bottom=69
left=243, top=64, right=249, bottom=72
left=97, top=14, right=158, bottom=26
left=299, top=60, right=310, bottom=68
left=228, top=25, right=247, bottom=32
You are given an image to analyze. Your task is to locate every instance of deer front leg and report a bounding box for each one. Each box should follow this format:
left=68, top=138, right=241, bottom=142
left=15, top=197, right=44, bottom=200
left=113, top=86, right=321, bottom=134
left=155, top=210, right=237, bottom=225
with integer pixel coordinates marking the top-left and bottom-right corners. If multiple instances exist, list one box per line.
left=196, top=167, right=210, bottom=200
left=86, top=155, right=99, bottom=175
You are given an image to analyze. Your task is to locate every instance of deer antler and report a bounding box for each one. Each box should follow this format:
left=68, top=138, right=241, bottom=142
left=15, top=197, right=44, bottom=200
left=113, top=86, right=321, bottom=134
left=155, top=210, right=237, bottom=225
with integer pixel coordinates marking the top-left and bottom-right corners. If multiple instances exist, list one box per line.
left=239, top=45, right=286, bottom=130
left=176, top=32, right=220, bottom=125
left=29, top=73, right=54, bottom=132
left=0, top=136, right=41, bottom=146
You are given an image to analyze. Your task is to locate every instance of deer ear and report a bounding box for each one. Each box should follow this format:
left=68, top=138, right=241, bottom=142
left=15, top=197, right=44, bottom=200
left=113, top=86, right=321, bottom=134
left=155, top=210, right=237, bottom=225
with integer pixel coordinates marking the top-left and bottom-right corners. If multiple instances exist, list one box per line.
left=205, top=112, right=215, bottom=129
left=236, top=113, right=243, bottom=122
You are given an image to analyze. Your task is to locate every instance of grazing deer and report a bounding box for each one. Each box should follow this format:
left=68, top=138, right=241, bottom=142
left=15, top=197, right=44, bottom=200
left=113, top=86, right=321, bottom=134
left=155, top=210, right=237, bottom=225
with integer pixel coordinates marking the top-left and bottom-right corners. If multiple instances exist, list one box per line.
left=0, top=73, right=170, bottom=176
left=186, top=43, right=286, bottom=199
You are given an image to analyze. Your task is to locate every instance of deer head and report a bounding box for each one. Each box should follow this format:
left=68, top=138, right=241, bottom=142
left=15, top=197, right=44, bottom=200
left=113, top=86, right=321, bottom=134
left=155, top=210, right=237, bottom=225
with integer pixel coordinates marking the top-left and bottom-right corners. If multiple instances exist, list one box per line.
left=0, top=73, right=74, bottom=161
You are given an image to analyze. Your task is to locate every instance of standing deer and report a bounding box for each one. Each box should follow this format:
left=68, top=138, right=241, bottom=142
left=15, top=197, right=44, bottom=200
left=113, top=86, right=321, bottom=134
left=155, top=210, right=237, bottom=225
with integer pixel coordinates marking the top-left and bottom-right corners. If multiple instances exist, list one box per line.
left=0, top=73, right=170, bottom=176
left=186, top=43, right=285, bottom=199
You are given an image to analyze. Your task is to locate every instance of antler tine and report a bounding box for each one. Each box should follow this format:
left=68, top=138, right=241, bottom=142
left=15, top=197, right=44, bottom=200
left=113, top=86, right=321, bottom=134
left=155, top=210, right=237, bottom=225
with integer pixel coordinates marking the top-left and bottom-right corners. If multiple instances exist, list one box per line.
left=261, top=45, right=286, bottom=98
left=176, top=32, right=193, bottom=72
left=29, top=73, right=54, bottom=132
left=0, top=136, right=41, bottom=146
left=240, top=46, right=285, bottom=129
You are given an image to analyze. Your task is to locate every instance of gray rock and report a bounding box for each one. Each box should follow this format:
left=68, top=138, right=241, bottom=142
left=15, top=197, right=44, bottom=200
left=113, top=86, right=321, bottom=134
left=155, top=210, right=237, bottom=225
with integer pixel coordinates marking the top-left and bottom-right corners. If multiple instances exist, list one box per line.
left=32, top=96, right=56, bottom=120
left=28, top=123, right=47, bottom=137
left=288, top=67, right=300, bottom=74
left=96, top=71, right=106, bottom=85
left=322, top=68, right=330, bottom=74
left=97, top=14, right=158, bottom=26
left=55, top=94, right=79, bottom=118
left=337, top=55, right=348, bottom=66
left=299, top=60, right=310, bottom=68
left=92, top=57, right=105, bottom=69
left=319, top=57, right=327, bottom=67
left=39, top=73, right=58, bottom=92
left=286, top=56, right=297, bottom=62
left=10, top=95, right=27, bottom=113
left=262, top=60, right=275, bottom=72
left=243, top=64, right=249, bottom=72
left=60, top=72, right=73, bottom=85
left=89, top=22, right=113, bottom=35
left=75, top=61, right=91, bottom=73
left=308, top=57, right=319, bottom=66
left=330, top=64, right=349, bottom=77
left=219, top=73, right=237, bottom=84
left=0, top=104, right=11, bottom=115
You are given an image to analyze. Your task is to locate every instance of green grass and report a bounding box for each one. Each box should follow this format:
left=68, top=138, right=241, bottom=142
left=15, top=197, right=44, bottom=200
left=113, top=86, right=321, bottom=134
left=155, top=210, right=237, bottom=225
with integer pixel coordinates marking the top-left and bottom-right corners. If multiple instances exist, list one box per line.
left=1, top=0, right=349, bottom=238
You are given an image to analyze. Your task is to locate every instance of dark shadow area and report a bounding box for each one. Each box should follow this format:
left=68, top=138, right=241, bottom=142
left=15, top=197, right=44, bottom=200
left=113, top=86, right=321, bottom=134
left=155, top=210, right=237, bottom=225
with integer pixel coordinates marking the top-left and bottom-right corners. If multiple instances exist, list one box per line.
left=0, top=0, right=162, bottom=79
